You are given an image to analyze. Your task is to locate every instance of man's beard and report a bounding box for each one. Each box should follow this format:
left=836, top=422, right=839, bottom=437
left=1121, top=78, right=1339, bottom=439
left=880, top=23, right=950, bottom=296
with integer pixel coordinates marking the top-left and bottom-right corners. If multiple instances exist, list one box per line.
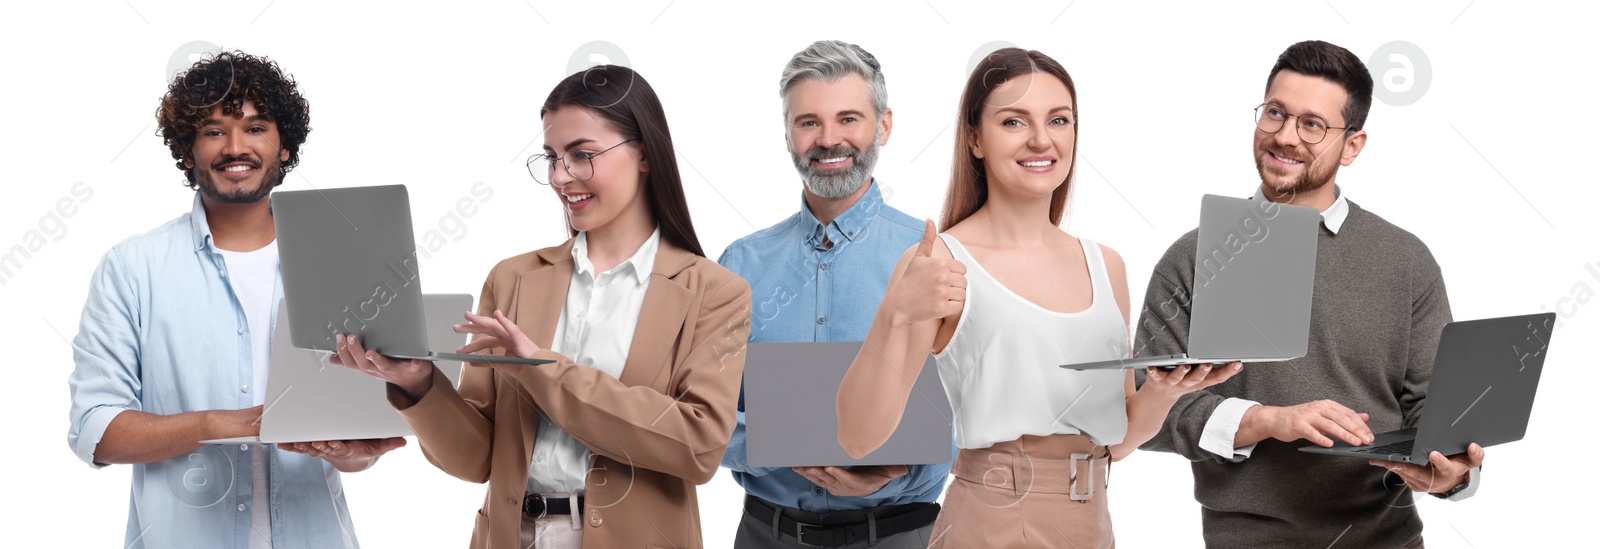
left=791, top=131, right=881, bottom=199
left=194, top=154, right=281, bottom=204
left=1254, top=144, right=1337, bottom=198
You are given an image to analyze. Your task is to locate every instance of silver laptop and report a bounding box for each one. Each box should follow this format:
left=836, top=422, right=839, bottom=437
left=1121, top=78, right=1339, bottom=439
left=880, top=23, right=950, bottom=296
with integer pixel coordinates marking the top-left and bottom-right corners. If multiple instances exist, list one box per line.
left=1064, top=194, right=1320, bottom=370
left=203, top=294, right=471, bottom=444
left=1300, top=313, right=1553, bottom=463
left=271, top=184, right=548, bottom=366
left=744, top=341, right=955, bottom=467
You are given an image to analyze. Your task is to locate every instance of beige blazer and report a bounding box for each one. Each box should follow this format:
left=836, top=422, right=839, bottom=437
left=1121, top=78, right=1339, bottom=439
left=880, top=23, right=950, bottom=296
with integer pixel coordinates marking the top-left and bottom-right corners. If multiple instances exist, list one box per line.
left=389, top=237, right=751, bottom=548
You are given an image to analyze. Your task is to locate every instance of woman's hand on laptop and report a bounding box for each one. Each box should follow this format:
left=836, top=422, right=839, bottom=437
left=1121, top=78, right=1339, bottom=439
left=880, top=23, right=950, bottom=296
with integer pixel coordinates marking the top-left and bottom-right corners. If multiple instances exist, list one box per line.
left=329, top=333, right=434, bottom=400
left=277, top=437, right=408, bottom=473
left=455, top=310, right=545, bottom=376
left=1140, top=362, right=1244, bottom=401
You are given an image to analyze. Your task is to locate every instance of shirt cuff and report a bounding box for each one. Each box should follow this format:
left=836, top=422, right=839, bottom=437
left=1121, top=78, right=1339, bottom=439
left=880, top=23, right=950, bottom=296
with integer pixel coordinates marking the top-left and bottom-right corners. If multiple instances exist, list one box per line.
left=72, top=406, right=128, bottom=469
left=1200, top=398, right=1261, bottom=461
left=1442, top=466, right=1482, bottom=501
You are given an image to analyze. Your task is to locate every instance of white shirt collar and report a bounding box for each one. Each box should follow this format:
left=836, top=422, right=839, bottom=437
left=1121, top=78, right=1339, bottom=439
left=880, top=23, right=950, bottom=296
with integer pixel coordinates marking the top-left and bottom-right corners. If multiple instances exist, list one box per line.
left=571, top=227, right=660, bottom=287
left=1252, top=184, right=1348, bottom=234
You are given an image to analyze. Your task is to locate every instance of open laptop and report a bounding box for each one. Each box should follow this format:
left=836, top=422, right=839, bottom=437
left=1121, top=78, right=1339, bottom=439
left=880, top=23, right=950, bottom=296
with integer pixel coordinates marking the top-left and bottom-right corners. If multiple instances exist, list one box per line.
left=203, top=294, right=472, bottom=444
left=744, top=341, right=954, bottom=467
left=1064, top=194, right=1320, bottom=370
left=271, top=184, right=548, bottom=366
left=1300, top=313, right=1553, bottom=463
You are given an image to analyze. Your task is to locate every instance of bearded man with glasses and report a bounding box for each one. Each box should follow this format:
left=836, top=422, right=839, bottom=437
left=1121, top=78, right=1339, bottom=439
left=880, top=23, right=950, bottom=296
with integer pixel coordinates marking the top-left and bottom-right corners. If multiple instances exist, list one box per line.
left=1131, top=40, right=1488, bottom=549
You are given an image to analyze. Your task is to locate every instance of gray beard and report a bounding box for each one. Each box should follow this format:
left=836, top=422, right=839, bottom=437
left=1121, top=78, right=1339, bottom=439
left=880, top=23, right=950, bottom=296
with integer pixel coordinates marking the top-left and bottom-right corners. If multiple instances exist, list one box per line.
left=792, top=135, right=881, bottom=200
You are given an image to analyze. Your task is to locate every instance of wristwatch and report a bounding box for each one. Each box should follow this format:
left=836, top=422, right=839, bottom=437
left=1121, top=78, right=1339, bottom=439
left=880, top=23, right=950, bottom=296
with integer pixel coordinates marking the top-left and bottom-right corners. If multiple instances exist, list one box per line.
left=1431, top=470, right=1472, bottom=499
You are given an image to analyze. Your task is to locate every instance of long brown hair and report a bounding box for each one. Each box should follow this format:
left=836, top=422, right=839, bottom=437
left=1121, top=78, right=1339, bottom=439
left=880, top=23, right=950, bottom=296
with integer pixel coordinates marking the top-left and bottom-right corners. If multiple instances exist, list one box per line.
left=540, top=65, right=706, bottom=257
left=940, top=48, right=1079, bottom=230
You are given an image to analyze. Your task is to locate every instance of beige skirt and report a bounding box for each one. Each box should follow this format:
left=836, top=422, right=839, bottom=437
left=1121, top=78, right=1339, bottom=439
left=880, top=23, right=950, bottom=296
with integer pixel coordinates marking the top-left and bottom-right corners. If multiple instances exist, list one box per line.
left=929, top=434, right=1114, bottom=549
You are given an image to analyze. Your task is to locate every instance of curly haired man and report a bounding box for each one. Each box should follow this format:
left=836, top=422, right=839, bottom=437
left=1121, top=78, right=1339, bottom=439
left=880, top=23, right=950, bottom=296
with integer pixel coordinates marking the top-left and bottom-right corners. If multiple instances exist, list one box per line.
left=67, top=50, right=402, bottom=549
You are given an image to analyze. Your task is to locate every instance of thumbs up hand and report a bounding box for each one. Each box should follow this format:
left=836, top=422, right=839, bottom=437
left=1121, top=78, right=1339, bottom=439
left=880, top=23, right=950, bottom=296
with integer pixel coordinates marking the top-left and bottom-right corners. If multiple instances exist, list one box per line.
left=914, top=218, right=939, bottom=258
left=885, top=220, right=968, bottom=325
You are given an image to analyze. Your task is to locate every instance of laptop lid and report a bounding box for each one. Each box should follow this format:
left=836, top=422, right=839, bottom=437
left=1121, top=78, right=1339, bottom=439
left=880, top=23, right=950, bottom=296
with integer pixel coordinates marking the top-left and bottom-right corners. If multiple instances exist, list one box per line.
left=1410, top=313, right=1553, bottom=461
left=1187, top=194, right=1320, bottom=359
left=272, top=185, right=429, bottom=356
left=258, top=294, right=470, bottom=443
left=744, top=341, right=954, bottom=467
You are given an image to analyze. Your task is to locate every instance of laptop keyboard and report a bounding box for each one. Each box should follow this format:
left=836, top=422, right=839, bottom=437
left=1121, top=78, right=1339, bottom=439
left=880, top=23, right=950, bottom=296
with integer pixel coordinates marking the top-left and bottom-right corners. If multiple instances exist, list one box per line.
left=1362, top=440, right=1414, bottom=455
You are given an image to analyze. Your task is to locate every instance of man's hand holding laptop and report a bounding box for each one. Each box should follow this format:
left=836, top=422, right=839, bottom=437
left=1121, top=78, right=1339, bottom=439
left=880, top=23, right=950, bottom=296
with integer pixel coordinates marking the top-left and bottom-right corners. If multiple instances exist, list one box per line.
left=277, top=437, right=408, bottom=473
left=1234, top=398, right=1483, bottom=495
left=1372, top=443, right=1484, bottom=496
left=792, top=465, right=910, bottom=497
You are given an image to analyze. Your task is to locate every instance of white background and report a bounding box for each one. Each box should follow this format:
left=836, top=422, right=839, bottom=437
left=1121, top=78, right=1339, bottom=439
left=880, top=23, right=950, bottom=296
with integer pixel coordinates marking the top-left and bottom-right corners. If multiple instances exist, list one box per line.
left=1, top=1, right=1595, bottom=547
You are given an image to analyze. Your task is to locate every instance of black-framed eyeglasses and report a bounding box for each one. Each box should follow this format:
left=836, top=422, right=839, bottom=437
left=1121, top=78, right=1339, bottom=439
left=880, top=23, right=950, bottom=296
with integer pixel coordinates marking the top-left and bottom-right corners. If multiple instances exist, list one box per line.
left=526, top=138, right=638, bottom=185
left=1254, top=103, right=1352, bottom=145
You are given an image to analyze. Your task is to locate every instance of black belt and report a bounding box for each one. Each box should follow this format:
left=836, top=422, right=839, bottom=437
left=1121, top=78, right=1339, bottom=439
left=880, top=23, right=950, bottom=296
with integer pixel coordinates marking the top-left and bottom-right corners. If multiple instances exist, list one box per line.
left=523, top=493, right=584, bottom=518
left=743, top=495, right=940, bottom=548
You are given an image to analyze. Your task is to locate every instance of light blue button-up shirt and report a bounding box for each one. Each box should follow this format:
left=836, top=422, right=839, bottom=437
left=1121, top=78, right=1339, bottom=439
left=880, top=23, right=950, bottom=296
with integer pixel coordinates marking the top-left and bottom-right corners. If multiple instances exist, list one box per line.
left=717, top=180, right=953, bottom=513
left=67, top=194, right=360, bottom=549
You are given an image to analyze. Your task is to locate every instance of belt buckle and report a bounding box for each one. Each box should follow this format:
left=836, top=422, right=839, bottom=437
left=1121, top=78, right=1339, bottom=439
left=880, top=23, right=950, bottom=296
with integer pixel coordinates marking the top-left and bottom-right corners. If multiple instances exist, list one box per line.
left=525, top=493, right=548, bottom=519
left=794, top=520, right=827, bottom=548
left=1069, top=452, right=1095, bottom=502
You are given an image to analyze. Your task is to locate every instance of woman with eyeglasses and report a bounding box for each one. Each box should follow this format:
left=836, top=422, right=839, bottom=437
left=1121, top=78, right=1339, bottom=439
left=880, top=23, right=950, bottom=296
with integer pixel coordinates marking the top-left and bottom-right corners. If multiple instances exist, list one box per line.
left=834, top=48, right=1242, bottom=548
left=332, top=65, right=751, bottom=548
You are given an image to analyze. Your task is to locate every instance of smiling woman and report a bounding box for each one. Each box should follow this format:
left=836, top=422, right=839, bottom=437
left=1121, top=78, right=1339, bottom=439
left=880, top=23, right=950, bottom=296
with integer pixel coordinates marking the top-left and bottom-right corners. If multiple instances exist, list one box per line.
left=835, top=48, right=1243, bottom=549
left=334, top=65, right=752, bottom=549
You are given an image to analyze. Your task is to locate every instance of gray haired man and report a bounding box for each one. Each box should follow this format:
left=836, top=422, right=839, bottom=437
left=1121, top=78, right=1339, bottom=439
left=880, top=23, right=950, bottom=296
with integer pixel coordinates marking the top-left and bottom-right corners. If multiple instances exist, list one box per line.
left=717, top=40, right=952, bottom=548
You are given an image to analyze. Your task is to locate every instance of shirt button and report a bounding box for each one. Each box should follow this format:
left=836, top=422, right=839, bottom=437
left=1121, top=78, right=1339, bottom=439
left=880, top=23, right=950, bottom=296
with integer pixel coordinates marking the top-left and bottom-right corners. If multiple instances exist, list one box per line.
left=240, top=444, right=249, bottom=451
left=535, top=454, right=545, bottom=462
left=237, top=326, right=246, bottom=334
left=219, top=269, right=228, bottom=278
left=813, top=487, right=824, bottom=494
left=238, top=503, right=247, bottom=512
left=588, top=510, right=603, bottom=527
left=817, top=316, right=827, bottom=325
left=820, top=263, right=829, bottom=271
left=241, top=385, right=249, bottom=393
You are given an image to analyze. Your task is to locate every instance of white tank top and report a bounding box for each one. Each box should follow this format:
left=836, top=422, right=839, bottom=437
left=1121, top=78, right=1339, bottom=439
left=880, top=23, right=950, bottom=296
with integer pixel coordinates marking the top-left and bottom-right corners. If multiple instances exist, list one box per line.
left=932, top=233, right=1130, bottom=449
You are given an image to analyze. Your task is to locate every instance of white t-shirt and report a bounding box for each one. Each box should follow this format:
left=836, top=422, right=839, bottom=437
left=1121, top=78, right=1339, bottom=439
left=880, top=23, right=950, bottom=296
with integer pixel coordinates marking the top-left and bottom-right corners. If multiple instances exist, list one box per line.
left=217, top=240, right=279, bottom=549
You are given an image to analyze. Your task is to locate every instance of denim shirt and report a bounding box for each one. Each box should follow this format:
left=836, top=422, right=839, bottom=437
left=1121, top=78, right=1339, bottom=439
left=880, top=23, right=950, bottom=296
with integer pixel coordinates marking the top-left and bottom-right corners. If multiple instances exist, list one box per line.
left=67, top=194, right=359, bottom=548
left=717, top=180, right=954, bottom=513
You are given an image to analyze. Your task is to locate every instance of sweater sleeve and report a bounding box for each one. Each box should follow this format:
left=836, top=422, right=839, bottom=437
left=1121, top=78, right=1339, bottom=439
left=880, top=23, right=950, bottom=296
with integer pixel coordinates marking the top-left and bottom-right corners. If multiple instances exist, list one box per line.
left=1400, top=248, right=1452, bottom=428
left=1134, top=234, right=1248, bottom=463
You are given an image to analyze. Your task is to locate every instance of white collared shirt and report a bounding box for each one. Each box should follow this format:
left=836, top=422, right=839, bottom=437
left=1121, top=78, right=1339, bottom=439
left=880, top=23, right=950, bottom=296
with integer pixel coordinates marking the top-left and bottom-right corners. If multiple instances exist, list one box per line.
left=1250, top=183, right=1349, bottom=234
left=526, top=228, right=661, bottom=494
